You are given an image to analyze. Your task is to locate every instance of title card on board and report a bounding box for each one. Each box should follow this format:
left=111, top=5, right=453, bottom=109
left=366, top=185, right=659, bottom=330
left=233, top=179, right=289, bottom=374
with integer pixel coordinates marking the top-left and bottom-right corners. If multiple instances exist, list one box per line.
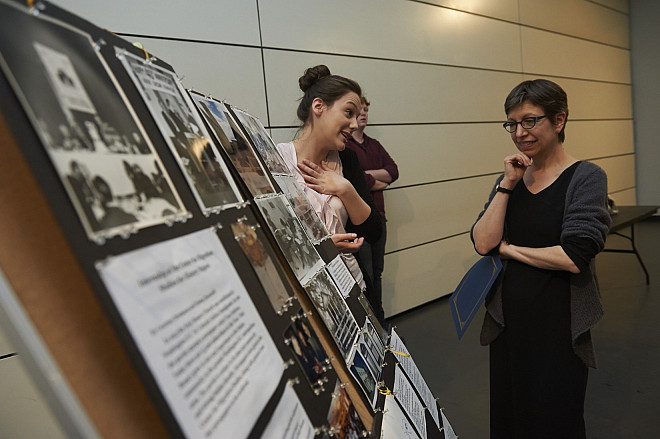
left=97, top=228, right=283, bottom=438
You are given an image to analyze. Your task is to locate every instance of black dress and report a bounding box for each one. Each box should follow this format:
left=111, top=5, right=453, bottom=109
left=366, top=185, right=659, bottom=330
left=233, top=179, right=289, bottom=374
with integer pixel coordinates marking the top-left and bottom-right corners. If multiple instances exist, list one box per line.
left=490, top=162, right=588, bottom=439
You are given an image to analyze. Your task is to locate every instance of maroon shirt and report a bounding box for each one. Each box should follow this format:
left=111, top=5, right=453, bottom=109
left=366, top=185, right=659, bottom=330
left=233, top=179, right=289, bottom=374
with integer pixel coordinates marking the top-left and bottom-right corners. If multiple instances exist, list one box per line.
left=346, top=133, right=399, bottom=219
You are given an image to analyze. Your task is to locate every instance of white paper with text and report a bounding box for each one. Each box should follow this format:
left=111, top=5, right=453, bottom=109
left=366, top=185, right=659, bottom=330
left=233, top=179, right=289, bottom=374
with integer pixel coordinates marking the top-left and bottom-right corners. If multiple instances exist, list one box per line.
left=380, top=394, right=421, bottom=439
left=97, top=228, right=283, bottom=439
left=260, top=385, right=314, bottom=439
left=394, top=364, right=427, bottom=439
left=326, top=255, right=357, bottom=298
left=389, top=329, right=440, bottom=428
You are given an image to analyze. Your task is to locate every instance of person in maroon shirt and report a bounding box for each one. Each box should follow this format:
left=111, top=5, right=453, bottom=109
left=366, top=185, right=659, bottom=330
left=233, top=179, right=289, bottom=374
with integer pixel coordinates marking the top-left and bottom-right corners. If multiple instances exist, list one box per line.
left=346, top=97, right=399, bottom=323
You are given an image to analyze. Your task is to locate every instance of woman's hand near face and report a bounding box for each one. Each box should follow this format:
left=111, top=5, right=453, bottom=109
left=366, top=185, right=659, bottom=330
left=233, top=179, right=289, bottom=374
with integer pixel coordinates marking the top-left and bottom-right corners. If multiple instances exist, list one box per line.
left=332, top=233, right=364, bottom=253
left=502, top=152, right=532, bottom=188
left=299, top=158, right=371, bottom=226
left=298, top=159, right=352, bottom=196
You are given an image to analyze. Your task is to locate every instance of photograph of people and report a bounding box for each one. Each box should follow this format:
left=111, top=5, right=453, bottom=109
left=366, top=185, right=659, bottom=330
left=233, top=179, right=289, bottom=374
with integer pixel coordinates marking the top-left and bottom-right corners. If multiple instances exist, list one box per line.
left=470, top=79, right=611, bottom=438
left=277, top=65, right=382, bottom=298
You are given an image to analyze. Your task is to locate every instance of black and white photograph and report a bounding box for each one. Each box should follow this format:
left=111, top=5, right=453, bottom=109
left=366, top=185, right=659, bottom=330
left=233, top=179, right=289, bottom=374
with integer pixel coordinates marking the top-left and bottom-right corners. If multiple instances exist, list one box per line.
left=190, top=93, right=275, bottom=197
left=283, top=311, right=329, bottom=388
left=0, top=1, right=187, bottom=241
left=349, top=349, right=378, bottom=408
left=357, top=317, right=385, bottom=383
left=230, top=220, right=291, bottom=314
left=255, top=194, right=323, bottom=284
left=116, top=49, right=242, bottom=213
left=274, top=175, right=330, bottom=243
left=304, top=269, right=359, bottom=360
left=232, top=107, right=291, bottom=175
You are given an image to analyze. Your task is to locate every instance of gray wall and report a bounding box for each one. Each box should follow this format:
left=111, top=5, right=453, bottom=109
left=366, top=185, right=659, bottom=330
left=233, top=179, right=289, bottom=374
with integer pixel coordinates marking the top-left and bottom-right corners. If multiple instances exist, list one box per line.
left=630, top=0, right=660, bottom=206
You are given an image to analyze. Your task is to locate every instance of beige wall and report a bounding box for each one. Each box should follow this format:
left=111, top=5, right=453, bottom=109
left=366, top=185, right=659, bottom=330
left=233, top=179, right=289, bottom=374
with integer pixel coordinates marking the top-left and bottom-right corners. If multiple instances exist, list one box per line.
left=48, top=0, right=634, bottom=317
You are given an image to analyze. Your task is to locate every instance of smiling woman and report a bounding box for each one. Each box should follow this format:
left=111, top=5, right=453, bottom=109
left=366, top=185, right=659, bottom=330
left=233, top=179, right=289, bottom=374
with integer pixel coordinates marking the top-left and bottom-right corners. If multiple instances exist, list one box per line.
left=470, top=79, right=611, bottom=439
left=277, top=65, right=382, bottom=294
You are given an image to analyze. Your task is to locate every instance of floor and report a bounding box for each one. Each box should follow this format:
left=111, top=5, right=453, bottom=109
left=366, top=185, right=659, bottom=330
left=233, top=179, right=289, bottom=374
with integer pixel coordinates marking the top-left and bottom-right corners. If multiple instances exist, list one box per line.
left=390, top=218, right=660, bottom=439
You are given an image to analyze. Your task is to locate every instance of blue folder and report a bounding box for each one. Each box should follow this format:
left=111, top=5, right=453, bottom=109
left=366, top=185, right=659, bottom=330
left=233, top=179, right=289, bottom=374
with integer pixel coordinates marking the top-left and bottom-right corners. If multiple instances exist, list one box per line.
left=449, top=255, right=502, bottom=339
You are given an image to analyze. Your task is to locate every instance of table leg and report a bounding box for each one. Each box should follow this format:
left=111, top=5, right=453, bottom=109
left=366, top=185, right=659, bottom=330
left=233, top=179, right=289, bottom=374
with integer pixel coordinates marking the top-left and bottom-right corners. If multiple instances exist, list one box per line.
left=605, top=225, right=650, bottom=285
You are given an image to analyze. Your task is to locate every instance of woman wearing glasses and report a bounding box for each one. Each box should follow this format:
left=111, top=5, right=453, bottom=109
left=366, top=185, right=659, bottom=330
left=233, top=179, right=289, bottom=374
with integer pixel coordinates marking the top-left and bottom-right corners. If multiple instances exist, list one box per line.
left=471, top=79, right=611, bottom=438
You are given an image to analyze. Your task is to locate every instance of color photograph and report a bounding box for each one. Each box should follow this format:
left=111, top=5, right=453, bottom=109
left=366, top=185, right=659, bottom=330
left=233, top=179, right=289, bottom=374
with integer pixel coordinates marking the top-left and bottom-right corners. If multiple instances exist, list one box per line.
left=190, top=94, right=275, bottom=197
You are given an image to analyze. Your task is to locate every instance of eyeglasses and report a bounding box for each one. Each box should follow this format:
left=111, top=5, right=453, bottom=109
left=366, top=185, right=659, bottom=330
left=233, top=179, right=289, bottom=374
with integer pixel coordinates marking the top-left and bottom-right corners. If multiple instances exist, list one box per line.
left=502, top=115, right=546, bottom=133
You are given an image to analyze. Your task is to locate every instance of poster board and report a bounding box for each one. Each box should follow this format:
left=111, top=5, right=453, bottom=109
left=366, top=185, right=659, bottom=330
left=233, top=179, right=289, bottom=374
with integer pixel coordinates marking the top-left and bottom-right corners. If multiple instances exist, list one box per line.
left=0, top=1, right=380, bottom=437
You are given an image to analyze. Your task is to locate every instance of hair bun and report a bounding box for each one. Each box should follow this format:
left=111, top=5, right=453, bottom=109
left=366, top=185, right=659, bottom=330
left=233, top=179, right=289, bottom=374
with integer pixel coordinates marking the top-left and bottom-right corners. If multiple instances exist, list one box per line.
left=299, top=65, right=331, bottom=92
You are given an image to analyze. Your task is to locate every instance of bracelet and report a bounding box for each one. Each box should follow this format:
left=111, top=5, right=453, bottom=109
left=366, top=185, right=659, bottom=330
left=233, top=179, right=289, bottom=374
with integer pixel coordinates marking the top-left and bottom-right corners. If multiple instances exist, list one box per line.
left=495, top=184, right=513, bottom=195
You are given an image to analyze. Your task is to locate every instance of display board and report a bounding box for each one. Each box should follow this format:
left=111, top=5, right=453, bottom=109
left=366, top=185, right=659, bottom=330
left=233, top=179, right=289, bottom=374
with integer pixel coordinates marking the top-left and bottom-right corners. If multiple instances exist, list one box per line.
left=0, top=1, right=453, bottom=438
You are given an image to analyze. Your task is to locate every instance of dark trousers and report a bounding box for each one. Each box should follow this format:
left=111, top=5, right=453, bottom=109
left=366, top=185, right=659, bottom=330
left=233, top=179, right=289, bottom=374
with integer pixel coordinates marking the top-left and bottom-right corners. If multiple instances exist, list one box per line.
left=357, top=218, right=386, bottom=323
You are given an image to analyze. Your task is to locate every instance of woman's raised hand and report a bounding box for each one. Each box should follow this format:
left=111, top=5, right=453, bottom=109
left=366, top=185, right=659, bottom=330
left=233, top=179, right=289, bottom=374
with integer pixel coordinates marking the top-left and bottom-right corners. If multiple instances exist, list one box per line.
left=503, top=152, right=532, bottom=187
left=298, top=159, right=351, bottom=196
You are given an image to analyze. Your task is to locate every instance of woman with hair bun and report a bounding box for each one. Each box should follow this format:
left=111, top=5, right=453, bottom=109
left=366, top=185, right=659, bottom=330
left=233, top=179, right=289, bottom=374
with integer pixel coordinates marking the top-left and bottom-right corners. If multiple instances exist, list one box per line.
left=277, top=65, right=382, bottom=300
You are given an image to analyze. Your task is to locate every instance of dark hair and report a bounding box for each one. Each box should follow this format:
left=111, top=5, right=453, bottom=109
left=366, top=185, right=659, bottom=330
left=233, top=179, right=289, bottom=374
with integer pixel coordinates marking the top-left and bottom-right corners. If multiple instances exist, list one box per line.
left=296, top=65, right=362, bottom=125
left=504, top=79, right=569, bottom=142
left=361, top=96, right=370, bottom=107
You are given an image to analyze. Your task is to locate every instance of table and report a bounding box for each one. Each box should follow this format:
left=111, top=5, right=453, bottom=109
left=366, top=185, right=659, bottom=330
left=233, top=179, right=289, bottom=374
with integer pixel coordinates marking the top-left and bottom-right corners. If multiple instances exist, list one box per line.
left=604, top=205, right=659, bottom=285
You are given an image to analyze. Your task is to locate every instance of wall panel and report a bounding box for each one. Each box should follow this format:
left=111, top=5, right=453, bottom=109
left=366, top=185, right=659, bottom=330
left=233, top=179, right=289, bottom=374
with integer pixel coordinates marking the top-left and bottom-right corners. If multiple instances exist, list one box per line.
left=259, top=0, right=522, bottom=71
left=384, top=176, right=496, bottom=252
left=592, top=155, right=636, bottom=194
left=519, top=0, right=629, bottom=48
left=521, top=27, right=631, bottom=83
left=609, top=188, right=636, bottom=206
left=51, top=0, right=261, bottom=45
left=566, top=120, right=634, bottom=160
left=383, top=234, right=478, bottom=316
left=270, top=127, right=299, bottom=145
left=367, top=124, right=515, bottom=187
left=419, top=0, right=519, bottom=22
left=529, top=76, right=632, bottom=119
left=593, top=0, right=629, bottom=14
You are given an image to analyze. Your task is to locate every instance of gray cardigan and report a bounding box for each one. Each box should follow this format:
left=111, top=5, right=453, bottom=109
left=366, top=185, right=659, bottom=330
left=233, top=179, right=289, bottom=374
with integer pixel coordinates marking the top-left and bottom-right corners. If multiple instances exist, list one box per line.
left=472, top=161, right=611, bottom=368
